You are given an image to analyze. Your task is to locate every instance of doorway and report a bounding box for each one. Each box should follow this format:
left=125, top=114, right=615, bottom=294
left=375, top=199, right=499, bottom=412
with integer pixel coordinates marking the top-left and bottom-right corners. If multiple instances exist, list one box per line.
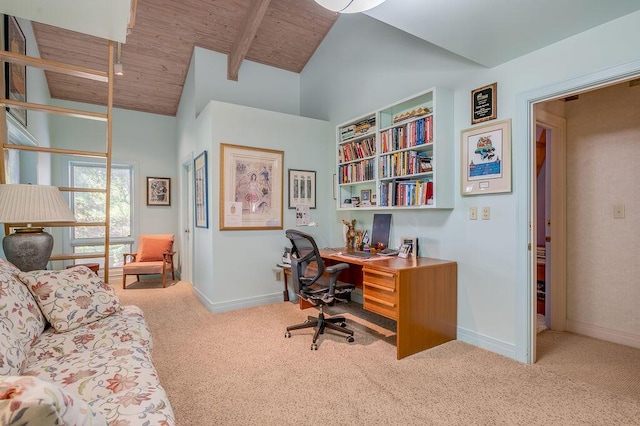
left=529, top=76, right=640, bottom=362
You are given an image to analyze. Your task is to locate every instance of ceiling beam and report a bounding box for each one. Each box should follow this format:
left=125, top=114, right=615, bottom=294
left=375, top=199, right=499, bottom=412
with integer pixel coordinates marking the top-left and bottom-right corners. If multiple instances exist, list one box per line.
left=227, top=0, right=271, bottom=81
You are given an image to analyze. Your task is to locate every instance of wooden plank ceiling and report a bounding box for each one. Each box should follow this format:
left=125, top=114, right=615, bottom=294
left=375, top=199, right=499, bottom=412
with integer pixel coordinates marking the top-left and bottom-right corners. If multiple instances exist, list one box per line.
left=32, top=0, right=337, bottom=116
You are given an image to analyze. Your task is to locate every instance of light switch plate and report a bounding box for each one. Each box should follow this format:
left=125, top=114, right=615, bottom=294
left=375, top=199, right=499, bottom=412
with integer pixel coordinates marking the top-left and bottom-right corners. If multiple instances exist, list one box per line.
left=482, top=206, right=490, bottom=220
left=613, top=204, right=625, bottom=219
left=470, top=207, right=478, bottom=220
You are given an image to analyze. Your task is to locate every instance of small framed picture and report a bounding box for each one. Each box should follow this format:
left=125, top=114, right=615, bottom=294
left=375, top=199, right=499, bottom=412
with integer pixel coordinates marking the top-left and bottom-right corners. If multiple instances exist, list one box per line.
left=471, top=82, right=497, bottom=125
left=400, top=236, right=418, bottom=258
left=351, top=196, right=360, bottom=207
left=361, top=189, right=372, bottom=205
left=398, top=244, right=411, bottom=259
left=147, top=177, right=171, bottom=206
left=288, top=169, right=316, bottom=209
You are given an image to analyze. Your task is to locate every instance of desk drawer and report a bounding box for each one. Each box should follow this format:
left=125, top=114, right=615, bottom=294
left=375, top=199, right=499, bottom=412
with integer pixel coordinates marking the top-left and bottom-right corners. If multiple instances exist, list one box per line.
left=363, top=269, right=397, bottom=320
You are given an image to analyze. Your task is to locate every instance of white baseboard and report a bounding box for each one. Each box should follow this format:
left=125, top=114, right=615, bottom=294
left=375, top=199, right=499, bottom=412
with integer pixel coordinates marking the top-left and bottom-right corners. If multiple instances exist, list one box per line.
left=456, top=326, right=518, bottom=361
left=192, top=287, right=283, bottom=314
left=565, top=319, right=640, bottom=349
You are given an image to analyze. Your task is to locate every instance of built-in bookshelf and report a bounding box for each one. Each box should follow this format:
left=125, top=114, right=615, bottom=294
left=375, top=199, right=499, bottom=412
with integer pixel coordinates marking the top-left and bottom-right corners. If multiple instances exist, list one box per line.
left=336, top=87, right=453, bottom=210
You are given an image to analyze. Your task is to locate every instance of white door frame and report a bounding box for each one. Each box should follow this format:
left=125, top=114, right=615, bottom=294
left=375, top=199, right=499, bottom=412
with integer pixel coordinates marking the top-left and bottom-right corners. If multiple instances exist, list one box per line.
left=516, top=59, right=640, bottom=364
left=181, top=154, right=194, bottom=283
left=535, top=111, right=567, bottom=332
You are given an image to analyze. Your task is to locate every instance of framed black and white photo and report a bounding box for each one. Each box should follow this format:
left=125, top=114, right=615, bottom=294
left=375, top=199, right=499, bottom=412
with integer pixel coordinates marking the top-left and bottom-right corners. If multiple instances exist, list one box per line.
left=146, top=177, right=170, bottom=206
left=288, top=169, right=316, bottom=209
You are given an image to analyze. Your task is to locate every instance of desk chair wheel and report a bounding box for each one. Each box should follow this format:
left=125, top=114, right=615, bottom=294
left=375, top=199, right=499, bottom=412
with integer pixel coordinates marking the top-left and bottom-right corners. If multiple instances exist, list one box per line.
left=347, top=336, right=355, bottom=343
left=285, top=331, right=291, bottom=338
left=311, top=343, right=318, bottom=350
left=340, top=322, right=347, bottom=327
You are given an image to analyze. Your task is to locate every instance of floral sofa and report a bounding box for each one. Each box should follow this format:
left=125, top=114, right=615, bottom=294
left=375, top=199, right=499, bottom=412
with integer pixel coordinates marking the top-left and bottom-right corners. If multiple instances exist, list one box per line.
left=0, top=258, right=175, bottom=425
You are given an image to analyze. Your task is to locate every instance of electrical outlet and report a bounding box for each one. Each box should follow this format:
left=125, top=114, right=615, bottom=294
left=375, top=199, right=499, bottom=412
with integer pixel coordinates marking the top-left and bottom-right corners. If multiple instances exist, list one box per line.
left=482, top=206, right=490, bottom=220
left=613, top=204, right=625, bottom=219
left=470, top=207, right=478, bottom=220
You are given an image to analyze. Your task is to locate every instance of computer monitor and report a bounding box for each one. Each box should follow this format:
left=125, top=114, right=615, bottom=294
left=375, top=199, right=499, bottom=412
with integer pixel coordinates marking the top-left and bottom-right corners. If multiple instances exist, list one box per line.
left=370, top=214, right=392, bottom=249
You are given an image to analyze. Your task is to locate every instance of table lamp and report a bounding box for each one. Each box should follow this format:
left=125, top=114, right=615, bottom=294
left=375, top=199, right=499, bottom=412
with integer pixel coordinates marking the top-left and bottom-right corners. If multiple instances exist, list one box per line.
left=0, top=184, right=76, bottom=271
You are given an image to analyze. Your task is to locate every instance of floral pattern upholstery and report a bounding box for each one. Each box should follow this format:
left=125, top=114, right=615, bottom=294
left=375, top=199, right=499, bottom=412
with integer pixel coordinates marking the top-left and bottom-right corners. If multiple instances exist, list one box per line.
left=27, top=305, right=152, bottom=363
left=0, top=319, right=27, bottom=376
left=18, top=266, right=122, bottom=332
left=0, top=259, right=46, bottom=348
left=0, top=375, right=107, bottom=425
left=0, top=259, right=175, bottom=425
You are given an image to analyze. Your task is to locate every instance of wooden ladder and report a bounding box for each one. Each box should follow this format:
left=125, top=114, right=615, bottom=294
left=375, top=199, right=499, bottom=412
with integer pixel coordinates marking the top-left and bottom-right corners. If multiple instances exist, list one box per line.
left=0, top=42, right=115, bottom=283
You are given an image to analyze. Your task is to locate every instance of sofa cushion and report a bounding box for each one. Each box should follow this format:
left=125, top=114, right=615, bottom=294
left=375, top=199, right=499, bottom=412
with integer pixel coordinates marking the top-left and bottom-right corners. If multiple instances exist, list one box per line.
left=24, top=345, right=175, bottom=425
left=136, top=234, right=173, bottom=262
left=0, top=319, right=27, bottom=376
left=0, top=375, right=107, bottom=426
left=18, top=266, right=121, bottom=333
left=28, top=305, right=153, bottom=363
left=0, top=259, right=47, bottom=348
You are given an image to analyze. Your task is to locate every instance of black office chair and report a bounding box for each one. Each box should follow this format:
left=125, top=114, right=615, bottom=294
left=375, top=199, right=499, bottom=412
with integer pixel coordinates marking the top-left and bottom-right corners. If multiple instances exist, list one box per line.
left=284, top=229, right=355, bottom=350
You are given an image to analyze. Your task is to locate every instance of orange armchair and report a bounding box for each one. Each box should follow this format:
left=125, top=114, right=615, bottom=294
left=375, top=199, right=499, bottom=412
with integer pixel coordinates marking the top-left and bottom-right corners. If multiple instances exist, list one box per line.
left=122, top=234, right=176, bottom=289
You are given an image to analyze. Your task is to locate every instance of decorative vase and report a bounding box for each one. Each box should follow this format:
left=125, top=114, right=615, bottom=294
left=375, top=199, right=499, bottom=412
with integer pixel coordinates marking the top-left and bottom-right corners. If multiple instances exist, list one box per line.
left=2, top=228, right=53, bottom=271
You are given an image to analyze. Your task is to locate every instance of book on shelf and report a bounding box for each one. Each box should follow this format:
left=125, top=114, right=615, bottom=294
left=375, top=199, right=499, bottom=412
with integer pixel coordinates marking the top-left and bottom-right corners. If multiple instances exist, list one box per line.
left=379, top=178, right=433, bottom=207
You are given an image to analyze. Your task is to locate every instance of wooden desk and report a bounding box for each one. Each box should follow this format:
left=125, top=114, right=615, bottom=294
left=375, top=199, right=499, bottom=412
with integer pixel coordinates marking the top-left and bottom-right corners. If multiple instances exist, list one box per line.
left=287, top=250, right=457, bottom=360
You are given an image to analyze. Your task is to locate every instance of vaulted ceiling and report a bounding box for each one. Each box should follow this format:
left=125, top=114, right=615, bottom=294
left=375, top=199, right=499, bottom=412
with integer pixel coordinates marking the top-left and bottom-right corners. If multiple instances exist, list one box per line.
left=15, top=0, right=640, bottom=117
left=31, top=0, right=338, bottom=116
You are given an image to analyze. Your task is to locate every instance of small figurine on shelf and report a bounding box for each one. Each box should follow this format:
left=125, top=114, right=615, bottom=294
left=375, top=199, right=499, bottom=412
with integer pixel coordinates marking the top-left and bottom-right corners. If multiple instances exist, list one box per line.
left=342, top=219, right=357, bottom=249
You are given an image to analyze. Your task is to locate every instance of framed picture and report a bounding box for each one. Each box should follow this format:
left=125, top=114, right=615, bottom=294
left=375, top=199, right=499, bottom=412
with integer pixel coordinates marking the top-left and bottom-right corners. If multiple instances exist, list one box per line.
left=400, top=236, right=418, bottom=258
left=461, top=119, right=512, bottom=196
left=220, top=143, right=284, bottom=230
left=361, top=189, right=372, bottom=205
left=471, top=82, right=497, bottom=125
left=288, top=169, right=316, bottom=209
left=194, top=151, right=208, bottom=228
left=146, top=177, right=171, bottom=206
left=4, top=16, right=27, bottom=127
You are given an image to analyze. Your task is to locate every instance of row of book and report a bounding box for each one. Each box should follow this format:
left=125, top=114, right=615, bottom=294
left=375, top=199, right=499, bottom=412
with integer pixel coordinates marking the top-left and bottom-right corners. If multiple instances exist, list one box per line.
left=338, top=136, right=376, bottom=163
left=340, top=116, right=376, bottom=141
left=379, top=151, right=433, bottom=178
left=380, top=116, right=433, bottom=153
left=378, top=179, right=434, bottom=207
left=338, top=158, right=376, bottom=184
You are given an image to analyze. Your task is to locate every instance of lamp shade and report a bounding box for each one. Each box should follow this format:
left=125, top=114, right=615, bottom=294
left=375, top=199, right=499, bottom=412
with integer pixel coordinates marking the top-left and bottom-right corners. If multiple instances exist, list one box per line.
left=314, top=0, right=386, bottom=13
left=0, top=184, right=76, bottom=224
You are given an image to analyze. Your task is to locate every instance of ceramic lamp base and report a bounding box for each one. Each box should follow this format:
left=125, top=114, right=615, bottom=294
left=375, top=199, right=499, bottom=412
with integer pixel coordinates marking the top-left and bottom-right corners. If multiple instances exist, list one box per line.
left=2, top=228, right=53, bottom=271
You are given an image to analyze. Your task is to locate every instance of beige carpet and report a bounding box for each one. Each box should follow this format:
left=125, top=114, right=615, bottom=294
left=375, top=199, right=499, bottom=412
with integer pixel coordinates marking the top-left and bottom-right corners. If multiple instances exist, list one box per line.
left=115, top=280, right=640, bottom=426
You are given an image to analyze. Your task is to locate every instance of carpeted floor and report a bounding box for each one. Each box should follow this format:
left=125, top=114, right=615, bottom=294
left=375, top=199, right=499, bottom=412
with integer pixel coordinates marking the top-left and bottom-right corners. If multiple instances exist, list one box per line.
left=115, top=280, right=640, bottom=426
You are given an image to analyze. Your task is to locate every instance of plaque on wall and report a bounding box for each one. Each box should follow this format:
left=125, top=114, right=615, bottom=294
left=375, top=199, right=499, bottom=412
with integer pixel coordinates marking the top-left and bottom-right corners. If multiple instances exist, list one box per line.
left=471, top=82, right=497, bottom=124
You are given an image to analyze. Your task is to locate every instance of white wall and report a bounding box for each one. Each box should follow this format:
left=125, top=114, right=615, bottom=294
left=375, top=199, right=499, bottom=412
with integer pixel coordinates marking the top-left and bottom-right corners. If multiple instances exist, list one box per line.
left=177, top=50, right=332, bottom=312
left=49, top=101, right=179, bottom=255
left=194, top=48, right=301, bottom=117
left=299, top=11, right=640, bottom=361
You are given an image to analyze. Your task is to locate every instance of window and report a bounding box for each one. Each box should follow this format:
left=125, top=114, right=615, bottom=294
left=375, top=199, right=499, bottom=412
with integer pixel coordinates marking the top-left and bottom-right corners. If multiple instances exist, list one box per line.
left=69, top=161, right=134, bottom=268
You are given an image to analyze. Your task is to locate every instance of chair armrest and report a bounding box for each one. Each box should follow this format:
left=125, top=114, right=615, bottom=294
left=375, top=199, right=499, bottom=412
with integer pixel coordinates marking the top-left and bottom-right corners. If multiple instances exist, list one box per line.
left=325, top=263, right=349, bottom=275
left=162, top=251, right=176, bottom=261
